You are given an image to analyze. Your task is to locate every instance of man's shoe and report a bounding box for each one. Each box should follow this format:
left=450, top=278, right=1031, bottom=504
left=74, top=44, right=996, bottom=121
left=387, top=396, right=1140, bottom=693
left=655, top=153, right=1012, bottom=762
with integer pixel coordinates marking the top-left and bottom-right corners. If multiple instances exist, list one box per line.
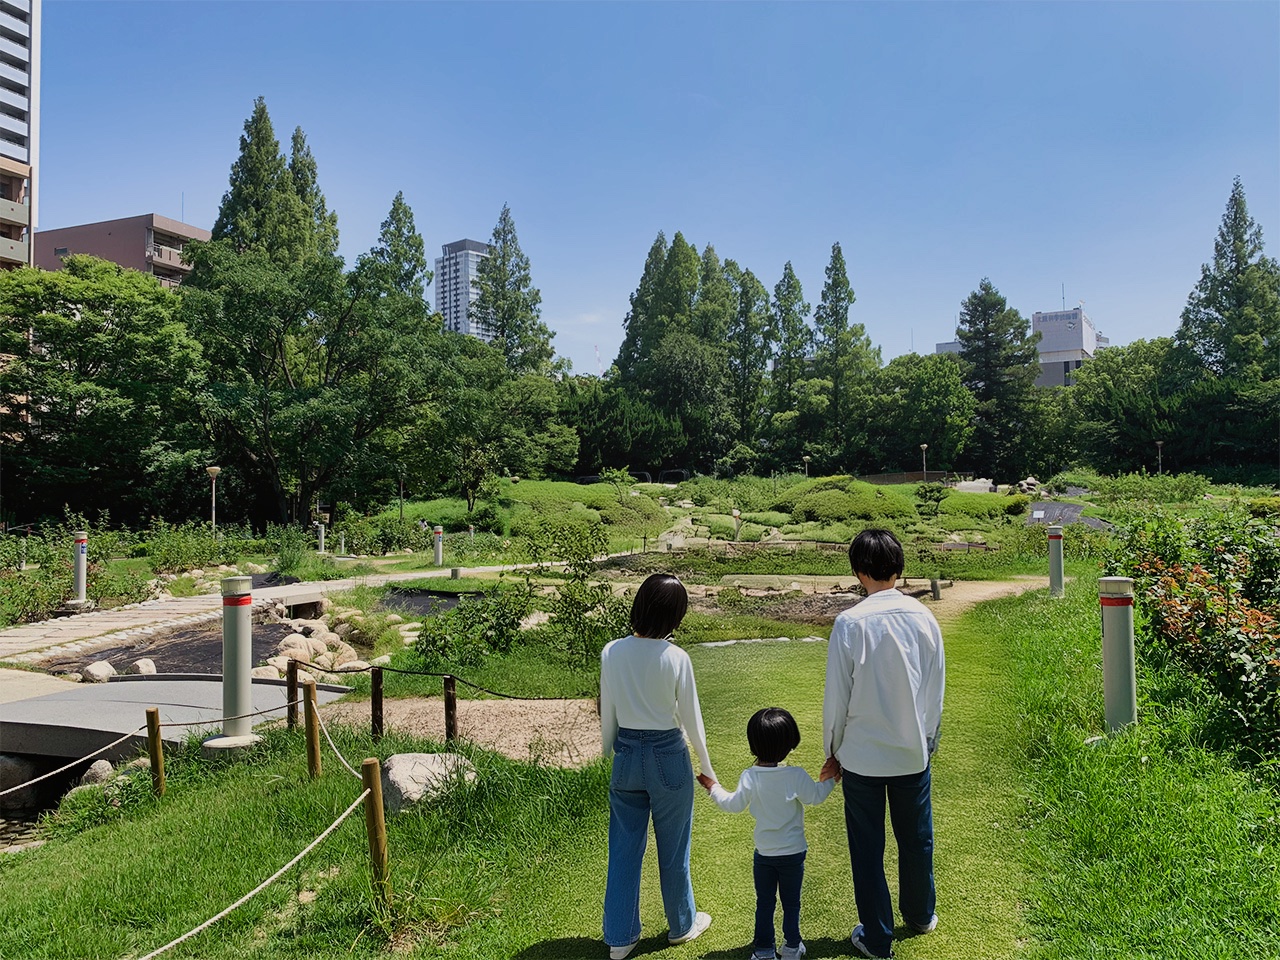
left=669, top=911, right=712, bottom=945
left=850, top=924, right=893, bottom=959
left=907, top=914, right=938, bottom=934
left=608, top=940, right=639, bottom=959
left=750, top=950, right=777, bottom=960
left=780, top=942, right=806, bottom=960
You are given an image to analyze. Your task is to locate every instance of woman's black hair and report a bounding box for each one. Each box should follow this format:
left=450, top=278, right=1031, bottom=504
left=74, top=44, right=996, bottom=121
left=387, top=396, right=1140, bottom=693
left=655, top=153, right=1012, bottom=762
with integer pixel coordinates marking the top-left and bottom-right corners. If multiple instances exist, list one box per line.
left=849, top=528, right=905, bottom=582
left=747, top=707, right=801, bottom=764
left=630, top=573, right=688, bottom=639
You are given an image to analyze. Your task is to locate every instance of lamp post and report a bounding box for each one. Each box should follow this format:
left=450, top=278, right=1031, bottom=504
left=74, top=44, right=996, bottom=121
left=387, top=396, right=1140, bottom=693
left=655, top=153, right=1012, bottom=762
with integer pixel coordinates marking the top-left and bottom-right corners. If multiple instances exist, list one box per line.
left=920, top=443, right=928, bottom=480
left=1156, top=440, right=1163, bottom=475
left=207, top=466, right=221, bottom=533
left=802, top=455, right=811, bottom=477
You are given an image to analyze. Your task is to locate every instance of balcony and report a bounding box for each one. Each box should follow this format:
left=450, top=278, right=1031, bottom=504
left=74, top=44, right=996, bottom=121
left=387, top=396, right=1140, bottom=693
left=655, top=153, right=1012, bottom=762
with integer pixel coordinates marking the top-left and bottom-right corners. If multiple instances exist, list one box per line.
left=0, top=194, right=26, bottom=226
left=148, top=245, right=191, bottom=271
left=0, top=233, right=26, bottom=264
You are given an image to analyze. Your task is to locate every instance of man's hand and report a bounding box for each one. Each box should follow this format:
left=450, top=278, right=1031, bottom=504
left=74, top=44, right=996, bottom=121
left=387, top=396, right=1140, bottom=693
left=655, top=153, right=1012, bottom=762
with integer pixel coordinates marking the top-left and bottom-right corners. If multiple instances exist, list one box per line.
left=820, top=756, right=842, bottom=782
left=696, top=773, right=717, bottom=791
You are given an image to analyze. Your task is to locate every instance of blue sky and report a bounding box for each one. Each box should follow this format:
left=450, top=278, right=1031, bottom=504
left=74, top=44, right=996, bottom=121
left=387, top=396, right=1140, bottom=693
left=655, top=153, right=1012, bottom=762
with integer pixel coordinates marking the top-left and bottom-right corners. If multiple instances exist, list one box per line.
left=41, top=1, right=1280, bottom=375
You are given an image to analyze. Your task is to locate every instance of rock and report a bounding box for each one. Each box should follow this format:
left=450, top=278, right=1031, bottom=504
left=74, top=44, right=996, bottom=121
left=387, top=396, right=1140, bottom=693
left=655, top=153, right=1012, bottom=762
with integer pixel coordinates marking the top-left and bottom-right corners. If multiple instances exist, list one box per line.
left=305, top=636, right=329, bottom=659
left=128, top=658, right=157, bottom=676
left=0, top=755, right=40, bottom=813
left=381, top=753, right=477, bottom=813
left=318, top=597, right=332, bottom=613
left=295, top=669, right=316, bottom=686
left=276, top=634, right=310, bottom=657
left=79, top=759, right=114, bottom=786
left=82, top=661, right=116, bottom=683
left=312, top=653, right=334, bottom=671
left=335, top=660, right=370, bottom=673
left=370, top=655, right=391, bottom=667
left=332, top=643, right=357, bottom=667
left=311, top=629, right=340, bottom=649
left=333, top=622, right=354, bottom=638
left=293, top=619, right=326, bottom=636
left=251, top=666, right=280, bottom=679
left=385, top=614, right=404, bottom=625
left=267, top=655, right=290, bottom=673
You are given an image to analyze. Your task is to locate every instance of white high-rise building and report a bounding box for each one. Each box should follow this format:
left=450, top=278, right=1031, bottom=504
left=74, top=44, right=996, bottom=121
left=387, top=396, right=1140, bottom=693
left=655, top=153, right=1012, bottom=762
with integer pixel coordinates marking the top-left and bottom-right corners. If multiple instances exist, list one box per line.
left=0, top=0, right=40, bottom=269
left=434, top=239, right=492, bottom=341
left=1031, top=307, right=1108, bottom=387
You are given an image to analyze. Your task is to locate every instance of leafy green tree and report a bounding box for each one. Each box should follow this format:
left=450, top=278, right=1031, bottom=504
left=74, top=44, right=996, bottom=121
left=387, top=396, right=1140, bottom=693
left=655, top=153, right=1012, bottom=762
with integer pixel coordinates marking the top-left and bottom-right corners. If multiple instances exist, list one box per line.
left=471, top=203, right=553, bottom=374
left=955, top=278, right=1041, bottom=478
left=863, top=353, right=975, bottom=473
left=725, top=262, right=772, bottom=445
left=813, top=242, right=880, bottom=464
left=288, top=127, right=339, bottom=258
left=1070, top=338, right=1180, bottom=473
left=614, top=232, right=668, bottom=384
left=211, top=98, right=310, bottom=264
left=770, top=261, right=812, bottom=413
left=1175, top=178, right=1280, bottom=381
left=0, top=257, right=206, bottom=522
left=561, top=376, right=684, bottom=475
left=365, top=191, right=431, bottom=303
left=691, top=244, right=734, bottom=343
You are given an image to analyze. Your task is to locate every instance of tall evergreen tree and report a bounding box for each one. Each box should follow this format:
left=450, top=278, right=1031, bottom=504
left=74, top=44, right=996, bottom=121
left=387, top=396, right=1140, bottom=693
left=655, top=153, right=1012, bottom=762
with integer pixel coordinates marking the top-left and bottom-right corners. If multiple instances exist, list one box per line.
left=615, top=232, right=668, bottom=384
left=211, top=97, right=309, bottom=263
left=955, top=278, right=1041, bottom=478
left=471, top=204, right=553, bottom=375
left=1174, top=178, right=1280, bottom=381
left=725, top=262, right=772, bottom=444
left=288, top=127, right=339, bottom=258
left=813, top=242, right=879, bottom=463
left=771, top=261, right=812, bottom=410
left=366, top=191, right=430, bottom=302
left=691, top=244, right=734, bottom=343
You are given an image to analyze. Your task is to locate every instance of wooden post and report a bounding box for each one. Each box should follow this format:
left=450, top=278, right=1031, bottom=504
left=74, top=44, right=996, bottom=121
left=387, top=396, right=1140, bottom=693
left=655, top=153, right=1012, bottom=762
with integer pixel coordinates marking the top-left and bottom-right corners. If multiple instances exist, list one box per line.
left=371, top=667, right=384, bottom=742
left=304, top=681, right=322, bottom=779
left=286, top=659, right=299, bottom=730
left=444, top=675, right=457, bottom=743
left=146, top=707, right=166, bottom=798
left=361, top=757, right=390, bottom=909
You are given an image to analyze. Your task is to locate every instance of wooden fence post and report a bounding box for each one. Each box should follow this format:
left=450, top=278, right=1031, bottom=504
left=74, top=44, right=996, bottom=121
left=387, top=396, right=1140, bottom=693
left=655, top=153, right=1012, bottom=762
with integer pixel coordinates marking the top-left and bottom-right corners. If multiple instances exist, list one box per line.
left=371, top=667, right=384, bottom=742
left=304, top=681, right=321, bottom=778
left=146, top=707, right=166, bottom=798
left=361, top=757, right=390, bottom=909
left=286, top=659, right=299, bottom=730
left=444, top=675, right=457, bottom=743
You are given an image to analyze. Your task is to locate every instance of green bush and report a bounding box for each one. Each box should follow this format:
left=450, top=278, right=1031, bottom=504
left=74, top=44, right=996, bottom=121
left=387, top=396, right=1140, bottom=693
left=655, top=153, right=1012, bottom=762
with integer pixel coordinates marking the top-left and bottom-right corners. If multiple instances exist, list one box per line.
left=769, top=475, right=855, bottom=513
left=792, top=489, right=860, bottom=523
left=1043, top=467, right=1106, bottom=494
left=938, top=491, right=1015, bottom=519
left=1095, top=471, right=1212, bottom=504
left=742, top=510, right=792, bottom=528
left=1004, top=494, right=1031, bottom=516
left=1248, top=496, right=1280, bottom=518
left=414, top=583, right=535, bottom=668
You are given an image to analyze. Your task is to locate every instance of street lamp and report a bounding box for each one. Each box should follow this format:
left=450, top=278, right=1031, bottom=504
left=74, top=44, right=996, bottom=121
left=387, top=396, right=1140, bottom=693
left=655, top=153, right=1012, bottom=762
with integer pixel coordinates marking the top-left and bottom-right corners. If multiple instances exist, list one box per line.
left=207, top=466, right=221, bottom=533
left=920, top=443, right=929, bottom=479
left=802, top=455, right=811, bottom=477
left=1156, top=440, right=1164, bottom=475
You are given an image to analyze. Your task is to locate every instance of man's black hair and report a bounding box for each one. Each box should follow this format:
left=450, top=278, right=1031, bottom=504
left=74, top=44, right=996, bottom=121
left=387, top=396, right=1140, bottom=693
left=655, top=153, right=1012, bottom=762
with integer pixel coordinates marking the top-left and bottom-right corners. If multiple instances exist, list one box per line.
left=849, top=528, right=905, bottom=582
left=630, top=573, right=688, bottom=638
left=747, top=707, right=801, bottom=764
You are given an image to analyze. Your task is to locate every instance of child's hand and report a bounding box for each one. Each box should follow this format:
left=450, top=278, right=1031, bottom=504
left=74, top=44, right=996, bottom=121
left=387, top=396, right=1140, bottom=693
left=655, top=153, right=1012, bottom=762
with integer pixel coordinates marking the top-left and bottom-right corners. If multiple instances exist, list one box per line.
left=696, top=773, right=716, bottom=791
left=819, top=757, right=842, bottom=782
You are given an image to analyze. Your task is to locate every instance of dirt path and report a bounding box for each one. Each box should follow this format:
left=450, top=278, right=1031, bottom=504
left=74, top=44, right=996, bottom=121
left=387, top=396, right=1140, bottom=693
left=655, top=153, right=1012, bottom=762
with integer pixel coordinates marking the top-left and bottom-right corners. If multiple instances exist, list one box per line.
left=323, top=577, right=1050, bottom=766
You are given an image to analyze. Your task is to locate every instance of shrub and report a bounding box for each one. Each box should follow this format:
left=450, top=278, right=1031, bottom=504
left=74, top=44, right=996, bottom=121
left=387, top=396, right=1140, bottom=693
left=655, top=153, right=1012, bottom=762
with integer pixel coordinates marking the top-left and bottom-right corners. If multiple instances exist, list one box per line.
left=769, top=475, right=855, bottom=513
left=1248, top=497, right=1280, bottom=519
left=938, top=492, right=1015, bottom=520
left=742, top=511, right=792, bottom=528
left=414, top=583, right=535, bottom=668
left=1095, top=471, right=1212, bottom=504
left=1004, top=494, right=1031, bottom=516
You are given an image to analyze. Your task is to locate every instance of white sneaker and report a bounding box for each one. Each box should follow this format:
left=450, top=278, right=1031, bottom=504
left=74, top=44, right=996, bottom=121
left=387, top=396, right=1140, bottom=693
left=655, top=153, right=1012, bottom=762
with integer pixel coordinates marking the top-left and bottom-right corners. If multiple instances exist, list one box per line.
left=669, top=911, right=712, bottom=945
left=608, top=940, right=638, bottom=959
left=907, top=913, right=938, bottom=934
left=780, top=942, right=807, bottom=960
left=750, top=950, right=777, bottom=960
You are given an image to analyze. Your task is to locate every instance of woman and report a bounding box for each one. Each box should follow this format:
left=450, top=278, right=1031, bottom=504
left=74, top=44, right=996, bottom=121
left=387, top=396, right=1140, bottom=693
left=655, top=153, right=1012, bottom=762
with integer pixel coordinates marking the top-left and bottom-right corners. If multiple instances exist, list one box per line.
left=600, top=574, right=716, bottom=958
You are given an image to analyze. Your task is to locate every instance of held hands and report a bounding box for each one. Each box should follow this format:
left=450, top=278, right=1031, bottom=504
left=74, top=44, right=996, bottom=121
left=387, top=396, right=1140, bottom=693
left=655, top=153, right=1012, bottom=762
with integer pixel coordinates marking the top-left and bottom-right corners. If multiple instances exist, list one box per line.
left=696, top=773, right=717, bottom=792
left=819, top=756, right=842, bottom=783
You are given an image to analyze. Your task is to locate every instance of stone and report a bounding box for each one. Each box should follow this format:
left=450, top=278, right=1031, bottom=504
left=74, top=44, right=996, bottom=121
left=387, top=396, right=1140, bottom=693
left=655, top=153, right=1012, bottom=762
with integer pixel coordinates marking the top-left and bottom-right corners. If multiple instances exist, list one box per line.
left=82, top=661, right=116, bottom=683
left=312, top=653, right=334, bottom=671
left=333, top=622, right=354, bottom=638
left=335, top=660, right=370, bottom=673
left=252, top=666, right=280, bottom=679
left=381, top=753, right=477, bottom=813
left=370, top=655, right=391, bottom=667
left=318, top=597, right=332, bottom=613
left=79, top=759, right=114, bottom=786
left=129, top=658, right=157, bottom=676
left=385, top=614, right=404, bottom=625
left=0, top=755, right=40, bottom=813
left=267, top=655, right=290, bottom=673
left=190, top=569, right=204, bottom=578
left=295, top=669, right=316, bottom=686
left=331, top=643, right=357, bottom=667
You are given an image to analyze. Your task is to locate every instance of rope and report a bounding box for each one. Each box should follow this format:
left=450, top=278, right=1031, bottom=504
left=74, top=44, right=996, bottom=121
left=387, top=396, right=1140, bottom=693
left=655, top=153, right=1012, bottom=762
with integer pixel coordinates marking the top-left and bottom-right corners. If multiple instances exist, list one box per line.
left=0, top=726, right=146, bottom=798
left=132, top=788, right=371, bottom=960
left=312, top=706, right=363, bottom=781
left=287, top=658, right=587, bottom=701
left=155, top=697, right=305, bottom=729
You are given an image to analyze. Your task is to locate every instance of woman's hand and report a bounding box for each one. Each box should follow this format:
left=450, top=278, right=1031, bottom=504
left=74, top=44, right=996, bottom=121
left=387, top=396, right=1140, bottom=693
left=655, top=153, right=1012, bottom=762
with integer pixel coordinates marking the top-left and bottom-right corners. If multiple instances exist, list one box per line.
left=819, top=757, right=842, bottom=782
left=696, top=773, right=717, bottom=791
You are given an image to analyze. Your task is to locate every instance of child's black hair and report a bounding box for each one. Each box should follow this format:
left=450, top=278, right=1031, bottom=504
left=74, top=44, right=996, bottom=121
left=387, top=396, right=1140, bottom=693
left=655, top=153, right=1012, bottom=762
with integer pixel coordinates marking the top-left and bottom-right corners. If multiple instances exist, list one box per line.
left=849, top=528, right=905, bottom=582
left=630, top=573, right=688, bottom=639
left=747, top=707, right=801, bottom=764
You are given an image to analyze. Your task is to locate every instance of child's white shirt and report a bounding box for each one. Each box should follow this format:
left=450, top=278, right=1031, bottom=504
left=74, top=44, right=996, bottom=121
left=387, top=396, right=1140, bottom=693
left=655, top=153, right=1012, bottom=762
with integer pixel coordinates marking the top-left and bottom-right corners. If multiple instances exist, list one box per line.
left=708, top=764, right=834, bottom=856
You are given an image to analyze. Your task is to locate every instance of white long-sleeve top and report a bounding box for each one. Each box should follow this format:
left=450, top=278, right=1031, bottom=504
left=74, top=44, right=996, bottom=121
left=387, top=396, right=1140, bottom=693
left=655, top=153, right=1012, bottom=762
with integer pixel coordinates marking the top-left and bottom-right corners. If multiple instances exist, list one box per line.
left=600, top=635, right=717, bottom=782
left=708, top=765, right=834, bottom=856
left=823, top=589, right=945, bottom=778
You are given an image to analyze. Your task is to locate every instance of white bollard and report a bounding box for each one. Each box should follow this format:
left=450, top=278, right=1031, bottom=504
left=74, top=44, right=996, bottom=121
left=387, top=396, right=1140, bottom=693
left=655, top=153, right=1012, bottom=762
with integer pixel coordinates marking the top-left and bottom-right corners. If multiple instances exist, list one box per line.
left=220, top=576, right=254, bottom=738
left=468, top=524, right=475, bottom=542
left=1099, top=577, right=1137, bottom=732
left=732, top=508, right=741, bottom=541
left=73, top=530, right=88, bottom=602
left=338, top=532, right=345, bottom=556
left=18, top=537, right=26, bottom=571
left=434, top=525, right=444, bottom=566
left=316, top=522, right=326, bottom=554
left=1048, top=525, right=1064, bottom=598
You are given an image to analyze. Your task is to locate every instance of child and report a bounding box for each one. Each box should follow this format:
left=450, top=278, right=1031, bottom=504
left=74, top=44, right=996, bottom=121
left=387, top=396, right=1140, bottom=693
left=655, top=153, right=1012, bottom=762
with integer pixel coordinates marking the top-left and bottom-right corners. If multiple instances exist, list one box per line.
left=600, top=573, right=716, bottom=960
left=697, top=707, right=834, bottom=960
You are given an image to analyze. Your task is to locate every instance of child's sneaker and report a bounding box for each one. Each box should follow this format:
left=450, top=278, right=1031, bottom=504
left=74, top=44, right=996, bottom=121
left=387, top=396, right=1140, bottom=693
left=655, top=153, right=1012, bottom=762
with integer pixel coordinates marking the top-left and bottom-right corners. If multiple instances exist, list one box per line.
left=850, top=924, right=894, bottom=959
left=669, top=911, right=712, bottom=945
left=780, top=942, right=806, bottom=960
left=749, top=950, right=777, bottom=960
left=608, top=940, right=639, bottom=960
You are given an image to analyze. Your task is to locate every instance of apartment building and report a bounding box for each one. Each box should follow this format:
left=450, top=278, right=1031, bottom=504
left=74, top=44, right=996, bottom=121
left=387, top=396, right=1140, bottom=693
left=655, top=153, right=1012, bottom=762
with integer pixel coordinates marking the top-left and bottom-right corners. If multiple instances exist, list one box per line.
left=434, top=238, right=492, bottom=341
left=934, top=305, right=1109, bottom=387
left=0, top=0, right=40, bottom=270
left=34, top=214, right=211, bottom=287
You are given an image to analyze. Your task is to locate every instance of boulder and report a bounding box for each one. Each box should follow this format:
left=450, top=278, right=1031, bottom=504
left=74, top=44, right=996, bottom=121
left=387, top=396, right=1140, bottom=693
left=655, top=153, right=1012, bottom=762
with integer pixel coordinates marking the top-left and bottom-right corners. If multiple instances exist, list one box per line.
left=79, top=759, right=114, bottom=786
left=370, top=655, right=391, bottom=667
left=277, top=633, right=310, bottom=655
left=295, top=669, right=316, bottom=686
left=333, top=622, right=354, bottom=638
left=82, top=661, right=116, bottom=683
left=331, top=643, right=358, bottom=667
left=311, top=652, right=335, bottom=671
left=381, top=753, right=477, bottom=813
left=335, top=660, right=370, bottom=673
left=267, top=655, right=290, bottom=673
left=0, top=755, right=40, bottom=812
left=251, top=666, right=280, bottom=680
left=385, top=614, right=404, bottom=625
left=128, top=658, right=157, bottom=676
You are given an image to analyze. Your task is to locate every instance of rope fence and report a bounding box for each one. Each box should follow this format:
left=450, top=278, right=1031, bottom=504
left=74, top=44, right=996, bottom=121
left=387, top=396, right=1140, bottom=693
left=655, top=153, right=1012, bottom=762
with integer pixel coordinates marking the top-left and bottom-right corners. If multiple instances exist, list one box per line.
left=0, top=725, right=146, bottom=798
left=287, top=657, right=586, bottom=701
left=313, top=705, right=364, bottom=781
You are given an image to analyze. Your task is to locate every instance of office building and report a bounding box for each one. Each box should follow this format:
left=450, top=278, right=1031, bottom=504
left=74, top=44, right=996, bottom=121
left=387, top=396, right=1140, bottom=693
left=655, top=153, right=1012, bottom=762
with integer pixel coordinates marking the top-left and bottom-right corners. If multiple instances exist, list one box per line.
left=0, top=0, right=40, bottom=270
left=34, top=214, right=211, bottom=287
left=434, top=238, right=492, bottom=341
left=934, top=305, right=1109, bottom=387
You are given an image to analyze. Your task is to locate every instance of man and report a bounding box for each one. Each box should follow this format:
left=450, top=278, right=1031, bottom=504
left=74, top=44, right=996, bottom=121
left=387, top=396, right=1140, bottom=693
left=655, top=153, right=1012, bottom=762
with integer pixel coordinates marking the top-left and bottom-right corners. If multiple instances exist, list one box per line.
left=821, top=529, right=945, bottom=959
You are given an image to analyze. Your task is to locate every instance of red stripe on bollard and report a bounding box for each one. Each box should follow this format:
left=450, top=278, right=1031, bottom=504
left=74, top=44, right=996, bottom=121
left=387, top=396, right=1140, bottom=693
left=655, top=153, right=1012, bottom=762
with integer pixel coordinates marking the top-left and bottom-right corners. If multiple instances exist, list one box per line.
left=222, top=595, right=252, bottom=606
left=1048, top=535, right=1063, bottom=540
left=1099, top=596, right=1133, bottom=607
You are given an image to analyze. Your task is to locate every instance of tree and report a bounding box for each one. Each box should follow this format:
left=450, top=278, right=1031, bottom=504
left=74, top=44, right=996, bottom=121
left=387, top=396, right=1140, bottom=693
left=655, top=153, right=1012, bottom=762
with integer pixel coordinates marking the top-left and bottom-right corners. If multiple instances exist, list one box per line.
left=288, top=127, right=339, bottom=258
left=1175, top=178, right=1280, bottom=381
left=771, top=261, right=812, bottom=411
left=863, top=354, right=975, bottom=473
left=1069, top=338, right=1180, bottom=473
left=471, top=203, right=553, bottom=374
left=0, top=257, right=206, bottom=522
left=211, top=97, right=309, bottom=264
left=813, top=242, right=880, bottom=465
left=955, top=278, right=1041, bottom=478
left=365, top=191, right=431, bottom=304
left=614, top=232, right=668, bottom=384
left=725, top=262, right=772, bottom=445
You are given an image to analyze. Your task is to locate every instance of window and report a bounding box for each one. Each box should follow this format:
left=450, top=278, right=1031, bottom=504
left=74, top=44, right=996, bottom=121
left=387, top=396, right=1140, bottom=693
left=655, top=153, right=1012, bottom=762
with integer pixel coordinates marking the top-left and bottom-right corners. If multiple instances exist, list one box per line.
left=54, top=246, right=68, bottom=257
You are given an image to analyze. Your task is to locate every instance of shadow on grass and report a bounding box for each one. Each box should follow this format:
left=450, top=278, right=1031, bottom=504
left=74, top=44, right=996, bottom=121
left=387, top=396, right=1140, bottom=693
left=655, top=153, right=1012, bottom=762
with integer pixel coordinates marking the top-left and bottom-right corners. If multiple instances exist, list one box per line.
left=513, top=934, right=916, bottom=959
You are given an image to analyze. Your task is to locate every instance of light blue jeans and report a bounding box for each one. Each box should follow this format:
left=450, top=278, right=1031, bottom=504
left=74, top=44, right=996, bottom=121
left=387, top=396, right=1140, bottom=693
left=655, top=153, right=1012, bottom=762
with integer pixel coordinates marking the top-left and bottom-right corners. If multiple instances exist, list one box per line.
left=603, top=727, right=698, bottom=948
